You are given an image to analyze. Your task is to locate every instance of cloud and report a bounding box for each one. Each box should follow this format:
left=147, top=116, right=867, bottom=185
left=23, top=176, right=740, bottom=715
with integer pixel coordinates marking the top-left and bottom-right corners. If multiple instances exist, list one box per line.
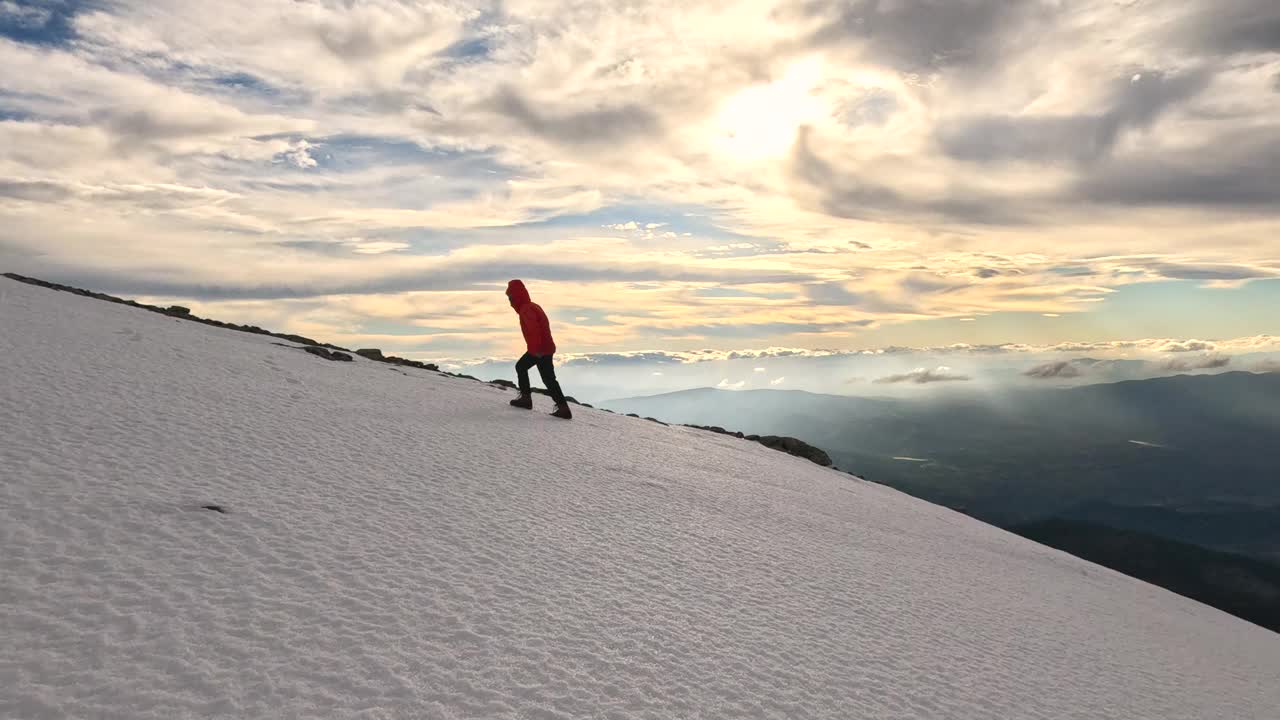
left=800, top=0, right=1053, bottom=73
left=1176, top=0, right=1280, bottom=55
left=1158, top=340, right=1217, bottom=353
left=938, top=70, right=1212, bottom=166
left=770, top=376, right=786, bottom=385
left=1073, top=127, right=1280, bottom=209
left=1254, top=359, right=1280, bottom=373
left=1023, top=360, right=1082, bottom=379
left=345, top=240, right=409, bottom=255
left=716, top=378, right=745, bottom=390
left=277, top=140, right=318, bottom=169
left=1, top=0, right=1279, bottom=363
left=1161, top=354, right=1231, bottom=371
left=790, top=127, right=1027, bottom=225
left=541, top=336, right=1280, bottom=370
left=0, top=1, right=52, bottom=30
left=483, top=86, right=661, bottom=148
left=873, top=367, right=971, bottom=385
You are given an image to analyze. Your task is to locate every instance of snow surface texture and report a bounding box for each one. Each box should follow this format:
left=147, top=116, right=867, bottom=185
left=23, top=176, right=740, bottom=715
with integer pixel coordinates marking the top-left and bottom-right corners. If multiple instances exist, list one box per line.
left=2, top=276, right=1278, bottom=720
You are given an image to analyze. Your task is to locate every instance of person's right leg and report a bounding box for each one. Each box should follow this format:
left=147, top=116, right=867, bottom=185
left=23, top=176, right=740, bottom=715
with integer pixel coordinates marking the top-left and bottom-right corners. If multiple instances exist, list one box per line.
left=534, top=355, right=567, bottom=405
left=536, top=355, right=571, bottom=418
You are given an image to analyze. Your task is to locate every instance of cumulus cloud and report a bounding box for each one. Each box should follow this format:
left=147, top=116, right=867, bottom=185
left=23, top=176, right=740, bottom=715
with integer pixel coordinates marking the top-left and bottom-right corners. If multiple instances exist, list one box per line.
left=873, top=367, right=971, bottom=385
left=277, top=140, right=319, bottom=169
left=1161, top=354, right=1231, bottom=371
left=1023, top=360, right=1083, bottom=379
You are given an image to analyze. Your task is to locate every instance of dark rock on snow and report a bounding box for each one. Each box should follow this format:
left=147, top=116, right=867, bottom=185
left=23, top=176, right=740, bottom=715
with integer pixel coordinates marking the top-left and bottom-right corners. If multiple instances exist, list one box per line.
left=747, top=435, right=833, bottom=467
left=678, top=424, right=830, bottom=467
left=304, top=346, right=354, bottom=362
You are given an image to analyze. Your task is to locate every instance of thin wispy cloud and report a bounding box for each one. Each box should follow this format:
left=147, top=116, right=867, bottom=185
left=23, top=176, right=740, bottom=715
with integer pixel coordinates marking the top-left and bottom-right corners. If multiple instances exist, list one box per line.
left=1161, top=354, right=1231, bottom=371
left=874, top=367, right=971, bottom=385
left=1024, top=361, right=1083, bottom=380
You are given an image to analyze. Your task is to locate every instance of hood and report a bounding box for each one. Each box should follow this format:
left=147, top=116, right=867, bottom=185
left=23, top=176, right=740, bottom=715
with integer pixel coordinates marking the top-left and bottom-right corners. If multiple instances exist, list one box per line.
left=506, top=279, right=531, bottom=309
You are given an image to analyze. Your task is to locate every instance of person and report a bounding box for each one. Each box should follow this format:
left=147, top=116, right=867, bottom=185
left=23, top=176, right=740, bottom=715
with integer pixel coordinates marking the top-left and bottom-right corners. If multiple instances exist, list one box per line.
left=505, top=279, right=572, bottom=419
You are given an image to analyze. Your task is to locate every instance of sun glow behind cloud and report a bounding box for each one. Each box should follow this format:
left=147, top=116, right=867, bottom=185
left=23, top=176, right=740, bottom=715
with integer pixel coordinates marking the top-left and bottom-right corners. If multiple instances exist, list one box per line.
left=715, top=56, right=828, bottom=161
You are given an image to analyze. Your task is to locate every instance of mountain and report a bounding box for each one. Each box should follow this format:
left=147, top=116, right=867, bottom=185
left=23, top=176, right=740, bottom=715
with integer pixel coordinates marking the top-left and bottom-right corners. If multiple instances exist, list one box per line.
left=1010, top=520, right=1280, bottom=634
left=603, top=374, right=1280, bottom=527
left=3, top=275, right=1279, bottom=718
left=1060, top=501, right=1280, bottom=563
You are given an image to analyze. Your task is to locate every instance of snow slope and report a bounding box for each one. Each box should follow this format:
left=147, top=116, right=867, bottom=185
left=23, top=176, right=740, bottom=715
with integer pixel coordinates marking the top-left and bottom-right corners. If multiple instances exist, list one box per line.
left=2, top=275, right=1278, bottom=720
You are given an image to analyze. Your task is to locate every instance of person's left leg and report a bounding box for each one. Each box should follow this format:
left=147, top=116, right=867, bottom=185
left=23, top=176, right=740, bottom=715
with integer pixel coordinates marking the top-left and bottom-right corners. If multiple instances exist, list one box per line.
left=535, top=355, right=567, bottom=405
left=511, top=353, right=536, bottom=408
left=515, top=353, right=536, bottom=395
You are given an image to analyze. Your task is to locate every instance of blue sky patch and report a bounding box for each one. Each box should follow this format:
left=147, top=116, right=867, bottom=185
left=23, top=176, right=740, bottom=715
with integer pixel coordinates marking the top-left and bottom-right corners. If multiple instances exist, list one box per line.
left=0, top=0, right=97, bottom=46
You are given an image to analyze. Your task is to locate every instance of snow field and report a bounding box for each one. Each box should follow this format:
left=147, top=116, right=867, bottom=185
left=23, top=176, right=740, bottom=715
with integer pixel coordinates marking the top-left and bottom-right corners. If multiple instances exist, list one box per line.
left=2, top=276, right=1279, bottom=719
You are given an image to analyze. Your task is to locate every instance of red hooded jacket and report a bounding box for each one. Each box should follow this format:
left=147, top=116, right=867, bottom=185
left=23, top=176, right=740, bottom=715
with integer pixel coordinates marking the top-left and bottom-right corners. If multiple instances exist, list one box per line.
left=507, top=279, right=557, bottom=356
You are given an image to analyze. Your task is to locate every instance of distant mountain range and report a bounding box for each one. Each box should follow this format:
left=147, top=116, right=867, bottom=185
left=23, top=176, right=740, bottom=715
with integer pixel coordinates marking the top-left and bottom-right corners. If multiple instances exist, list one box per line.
left=606, top=372, right=1280, bottom=631
left=1060, top=501, right=1280, bottom=564
left=1010, top=519, right=1280, bottom=634
left=604, top=371, right=1280, bottom=526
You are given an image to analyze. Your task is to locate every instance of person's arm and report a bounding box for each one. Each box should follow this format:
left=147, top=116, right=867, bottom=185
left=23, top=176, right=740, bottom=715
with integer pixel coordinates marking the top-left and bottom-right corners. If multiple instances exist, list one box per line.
left=519, top=305, right=547, bottom=355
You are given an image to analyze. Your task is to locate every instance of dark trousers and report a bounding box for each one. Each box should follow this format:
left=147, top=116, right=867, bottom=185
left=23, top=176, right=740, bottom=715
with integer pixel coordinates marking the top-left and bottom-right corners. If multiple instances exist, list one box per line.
left=516, top=353, right=567, bottom=405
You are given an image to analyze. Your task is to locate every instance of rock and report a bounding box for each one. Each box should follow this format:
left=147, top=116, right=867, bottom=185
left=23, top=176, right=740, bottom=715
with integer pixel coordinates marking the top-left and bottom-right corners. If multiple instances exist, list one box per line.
left=356, top=348, right=385, bottom=360
left=645, top=417, right=669, bottom=426
left=278, top=334, right=320, bottom=346
left=166, top=305, right=191, bottom=317
left=683, top=425, right=830, bottom=466
left=752, top=435, right=833, bottom=467
left=304, top=346, right=353, bottom=362
left=200, top=504, right=226, bottom=514
left=377, top=355, right=439, bottom=372
left=490, top=379, right=518, bottom=390
left=684, top=424, right=743, bottom=438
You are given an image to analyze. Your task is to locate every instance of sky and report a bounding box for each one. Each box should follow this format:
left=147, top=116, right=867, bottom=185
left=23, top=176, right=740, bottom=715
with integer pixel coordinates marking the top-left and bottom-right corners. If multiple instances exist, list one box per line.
left=1, top=0, right=1278, bottom=397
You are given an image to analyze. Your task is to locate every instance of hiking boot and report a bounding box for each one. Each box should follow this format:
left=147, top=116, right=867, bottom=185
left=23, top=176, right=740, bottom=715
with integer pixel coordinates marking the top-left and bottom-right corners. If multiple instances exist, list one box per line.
left=509, top=394, right=533, bottom=410
left=550, top=403, right=573, bottom=420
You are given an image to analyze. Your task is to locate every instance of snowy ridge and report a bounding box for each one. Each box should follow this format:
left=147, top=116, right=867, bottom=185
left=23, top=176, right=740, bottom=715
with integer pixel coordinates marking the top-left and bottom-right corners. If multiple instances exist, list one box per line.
left=2, top=276, right=1278, bottom=720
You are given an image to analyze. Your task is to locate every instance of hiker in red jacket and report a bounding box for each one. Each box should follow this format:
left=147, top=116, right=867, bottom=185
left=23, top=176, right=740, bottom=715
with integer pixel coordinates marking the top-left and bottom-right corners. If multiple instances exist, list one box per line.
left=506, top=279, right=572, bottom=419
